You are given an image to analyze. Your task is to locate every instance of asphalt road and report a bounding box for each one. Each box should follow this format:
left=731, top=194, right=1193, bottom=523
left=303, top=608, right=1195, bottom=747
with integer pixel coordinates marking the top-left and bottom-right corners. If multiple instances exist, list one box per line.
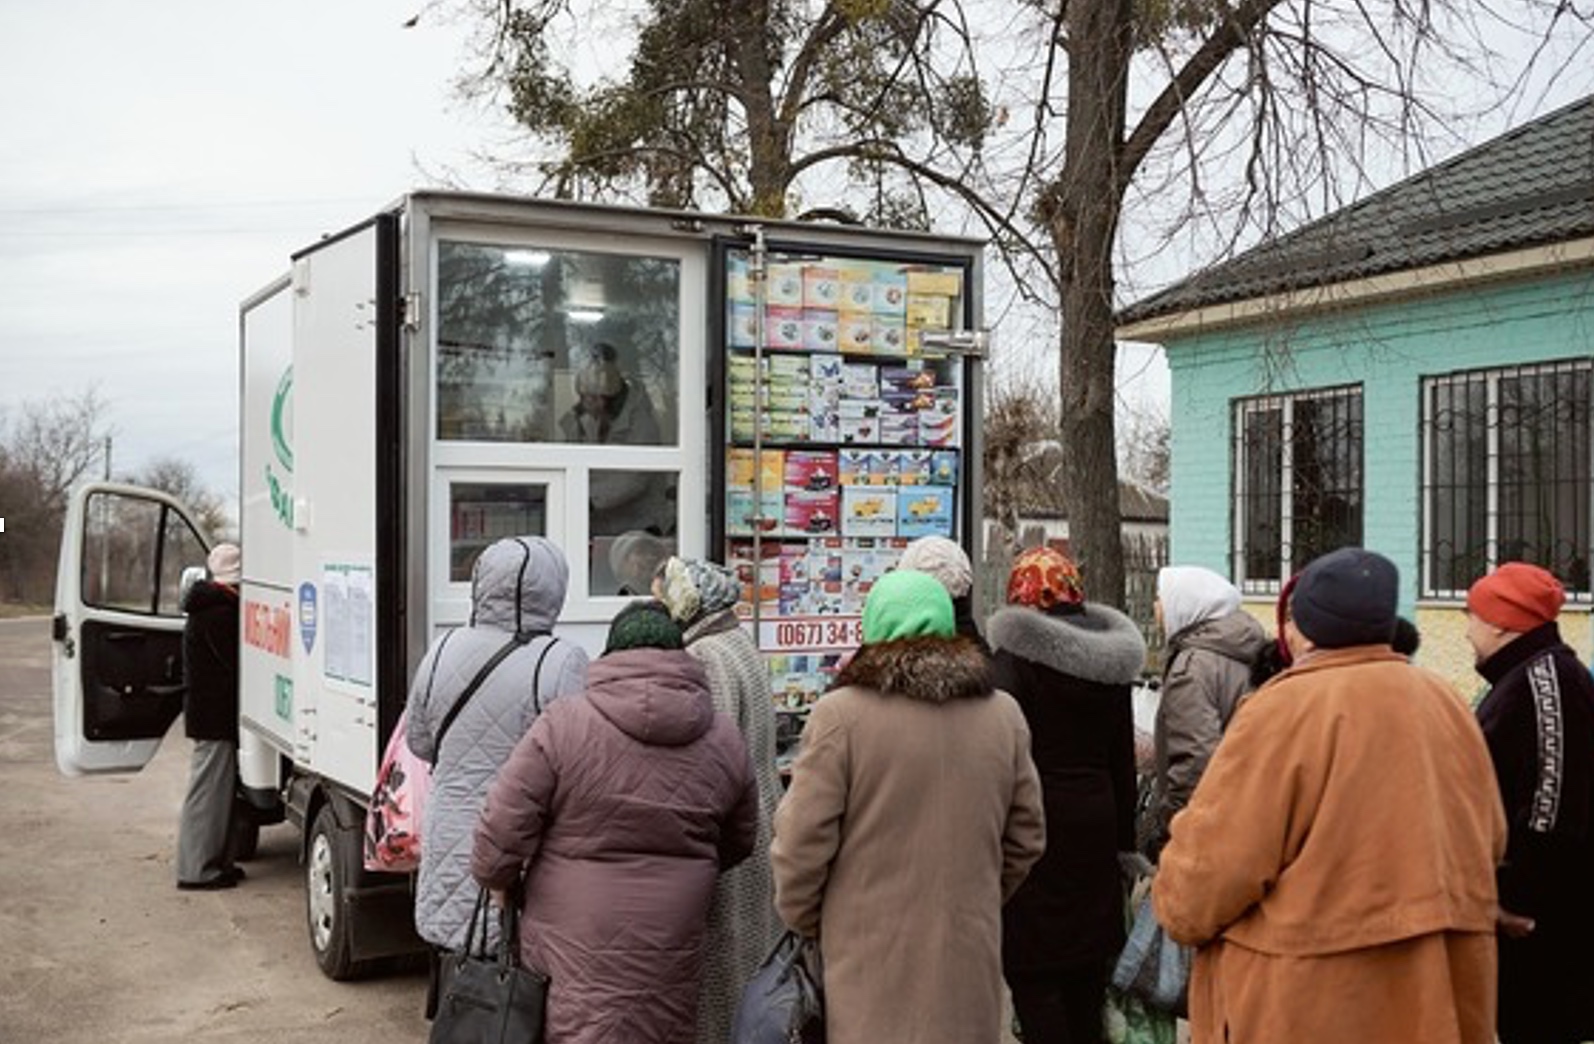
left=0, top=616, right=430, bottom=1043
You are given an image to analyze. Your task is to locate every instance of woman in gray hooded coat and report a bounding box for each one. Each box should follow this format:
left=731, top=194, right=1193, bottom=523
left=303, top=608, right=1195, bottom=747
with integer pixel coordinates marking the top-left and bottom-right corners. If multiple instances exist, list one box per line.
left=407, top=537, right=589, bottom=965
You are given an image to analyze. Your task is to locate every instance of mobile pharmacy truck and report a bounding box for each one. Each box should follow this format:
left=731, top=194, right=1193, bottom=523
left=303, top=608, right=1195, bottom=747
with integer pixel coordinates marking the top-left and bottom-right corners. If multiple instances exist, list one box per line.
left=51, top=192, right=988, bottom=978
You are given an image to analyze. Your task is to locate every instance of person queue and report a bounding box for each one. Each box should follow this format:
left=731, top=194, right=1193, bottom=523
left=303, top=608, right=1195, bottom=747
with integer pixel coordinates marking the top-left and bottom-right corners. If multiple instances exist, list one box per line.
left=403, top=534, right=1594, bottom=1044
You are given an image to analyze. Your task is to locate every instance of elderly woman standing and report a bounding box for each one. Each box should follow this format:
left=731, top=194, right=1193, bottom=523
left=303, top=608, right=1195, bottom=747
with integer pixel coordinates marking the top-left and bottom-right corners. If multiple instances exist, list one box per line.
left=987, top=547, right=1146, bottom=1044
left=474, top=601, right=759, bottom=1044
left=655, top=556, right=782, bottom=1044
left=407, top=537, right=589, bottom=998
left=1144, top=565, right=1268, bottom=861
left=773, top=570, right=1045, bottom=1044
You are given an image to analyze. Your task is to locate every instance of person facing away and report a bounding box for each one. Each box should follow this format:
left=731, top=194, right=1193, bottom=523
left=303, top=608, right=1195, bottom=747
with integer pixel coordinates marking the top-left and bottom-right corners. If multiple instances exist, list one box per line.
left=654, top=556, right=783, bottom=1044
left=772, top=569, right=1046, bottom=1044
left=406, top=537, right=589, bottom=959
left=177, top=542, right=244, bottom=890
left=1143, top=565, right=1268, bottom=861
left=1466, top=562, right=1594, bottom=1044
left=986, top=547, right=1146, bottom=1044
left=1153, top=547, right=1507, bottom=1044
left=473, top=600, right=758, bottom=1044
left=898, top=534, right=989, bottom=653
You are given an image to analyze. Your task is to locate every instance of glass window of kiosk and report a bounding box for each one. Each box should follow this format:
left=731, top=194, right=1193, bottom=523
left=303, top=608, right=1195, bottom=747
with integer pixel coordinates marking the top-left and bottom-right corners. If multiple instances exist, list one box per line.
left=449, top=482, right=549, bottom=583
left=435, top=241, right=681, bottom=448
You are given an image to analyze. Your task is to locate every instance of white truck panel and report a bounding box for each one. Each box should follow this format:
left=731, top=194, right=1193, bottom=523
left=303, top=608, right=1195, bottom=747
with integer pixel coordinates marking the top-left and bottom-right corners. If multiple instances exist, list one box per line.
left=292, top=227, right=382, bottom=796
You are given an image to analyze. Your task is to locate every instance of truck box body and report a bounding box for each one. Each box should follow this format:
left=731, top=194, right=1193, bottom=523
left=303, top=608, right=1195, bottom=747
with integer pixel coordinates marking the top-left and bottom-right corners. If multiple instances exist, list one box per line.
left=54, top=192, right=987, bottom=977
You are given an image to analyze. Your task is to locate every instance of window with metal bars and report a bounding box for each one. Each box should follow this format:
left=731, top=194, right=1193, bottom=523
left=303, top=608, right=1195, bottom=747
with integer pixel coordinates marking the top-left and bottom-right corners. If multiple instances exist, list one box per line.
left=1421, top=359, right=1592, bottom=600
left=1232, top=386, right=1364, bottom=592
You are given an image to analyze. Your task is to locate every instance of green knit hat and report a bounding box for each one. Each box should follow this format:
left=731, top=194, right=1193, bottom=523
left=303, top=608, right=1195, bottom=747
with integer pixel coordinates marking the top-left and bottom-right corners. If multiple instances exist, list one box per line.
left=863, top=569, right=956, bottom=644
left=604, top=599, right=684, bottom=654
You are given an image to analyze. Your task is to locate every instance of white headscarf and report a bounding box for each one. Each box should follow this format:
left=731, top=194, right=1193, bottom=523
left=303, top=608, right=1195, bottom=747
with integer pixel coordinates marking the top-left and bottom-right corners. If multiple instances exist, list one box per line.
left=1156, top=565, right=1241, bottom=638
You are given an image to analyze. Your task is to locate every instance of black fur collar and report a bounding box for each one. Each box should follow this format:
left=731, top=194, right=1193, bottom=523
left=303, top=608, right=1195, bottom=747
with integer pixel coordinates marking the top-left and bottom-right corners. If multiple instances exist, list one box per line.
left=833, top=635, right=992, bottom=703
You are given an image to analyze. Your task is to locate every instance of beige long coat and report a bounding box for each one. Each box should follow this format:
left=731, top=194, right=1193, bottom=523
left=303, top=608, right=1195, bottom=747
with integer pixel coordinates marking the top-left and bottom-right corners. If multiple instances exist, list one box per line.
left=772, top=636, right=1045, bottom=1044
left=1153, top=646, right=1507, bottom=1044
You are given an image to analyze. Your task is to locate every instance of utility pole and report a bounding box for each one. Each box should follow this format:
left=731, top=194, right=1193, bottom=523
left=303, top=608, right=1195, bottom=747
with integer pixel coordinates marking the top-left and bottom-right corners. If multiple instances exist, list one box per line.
left=102, top=435, right=111, bottom=481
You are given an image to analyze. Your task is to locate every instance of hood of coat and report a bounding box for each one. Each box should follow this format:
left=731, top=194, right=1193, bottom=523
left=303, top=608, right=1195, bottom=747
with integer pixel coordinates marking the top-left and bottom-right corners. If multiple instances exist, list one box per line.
left=987, top=603, right=1147, bottom=686
left=833, top=635, right=991, bottom=703
left=1157, top=566, right=1241, bottom=639
left=469, top=537, right=569, bottom=634
left=181, top=577, right=237, bottom=614
left=1169, top=608, right=1270, bottom=665
left=585, top=648, right=715, bottom=746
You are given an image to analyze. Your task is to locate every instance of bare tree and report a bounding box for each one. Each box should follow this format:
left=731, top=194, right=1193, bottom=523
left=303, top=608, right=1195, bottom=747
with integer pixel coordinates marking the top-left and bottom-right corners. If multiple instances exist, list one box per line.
left=120, top=456, right=232, bottom=542
left=1119, top=401, right=1170, bottom=495
left=0, top=389, right=111, bottom=603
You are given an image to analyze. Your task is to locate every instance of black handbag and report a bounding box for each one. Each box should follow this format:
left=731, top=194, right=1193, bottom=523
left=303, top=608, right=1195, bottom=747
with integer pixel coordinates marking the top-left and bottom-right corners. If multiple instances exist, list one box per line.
left=429, top=888, right=549, bottom=1044
left=732, top=930, right=825, bottom=1044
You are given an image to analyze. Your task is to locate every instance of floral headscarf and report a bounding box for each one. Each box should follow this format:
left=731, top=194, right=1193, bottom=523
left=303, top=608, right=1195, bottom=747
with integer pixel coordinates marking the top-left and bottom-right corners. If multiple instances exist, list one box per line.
left=1006, top=547, right=1085, bottom=612
left=657, top=556, right=742, bottom=625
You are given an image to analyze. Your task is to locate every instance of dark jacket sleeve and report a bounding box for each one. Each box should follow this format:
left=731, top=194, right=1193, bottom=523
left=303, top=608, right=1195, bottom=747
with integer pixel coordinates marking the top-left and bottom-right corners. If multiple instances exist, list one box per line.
left=1111, top=684, right=1138, bottom=852
left=719, top=748, right=759, bottom=871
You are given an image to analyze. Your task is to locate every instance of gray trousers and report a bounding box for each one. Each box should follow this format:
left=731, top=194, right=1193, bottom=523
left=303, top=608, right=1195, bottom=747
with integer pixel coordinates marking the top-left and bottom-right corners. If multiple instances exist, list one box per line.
left=177, top=738, right=237, bottom=884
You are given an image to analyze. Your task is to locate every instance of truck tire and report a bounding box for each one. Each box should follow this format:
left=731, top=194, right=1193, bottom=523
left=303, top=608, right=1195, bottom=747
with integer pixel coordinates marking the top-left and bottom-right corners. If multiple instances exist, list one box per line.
left=306, top=804, right=361, bottom=980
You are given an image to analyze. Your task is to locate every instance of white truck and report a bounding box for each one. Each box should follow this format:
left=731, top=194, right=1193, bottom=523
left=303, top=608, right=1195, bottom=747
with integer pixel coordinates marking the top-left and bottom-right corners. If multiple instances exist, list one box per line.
left=51, top=191, right=987, bottom=978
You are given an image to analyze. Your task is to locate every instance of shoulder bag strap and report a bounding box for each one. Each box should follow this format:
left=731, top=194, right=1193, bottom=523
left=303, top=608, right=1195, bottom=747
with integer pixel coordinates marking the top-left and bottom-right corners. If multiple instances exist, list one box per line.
left=529, top=637, right=559, bottom=716
left=430, top=631, right=539, bottom=767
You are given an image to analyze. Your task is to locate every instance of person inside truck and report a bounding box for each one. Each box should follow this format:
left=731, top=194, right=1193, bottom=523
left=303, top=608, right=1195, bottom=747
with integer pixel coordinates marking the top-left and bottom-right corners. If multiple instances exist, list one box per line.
left=558, top=341, right=662, bottom=447
left=560, top=344, right=674, bottom=570
left=176, top=543, right=245, bottom=891
left=406, top=536, right=591, bottom=1018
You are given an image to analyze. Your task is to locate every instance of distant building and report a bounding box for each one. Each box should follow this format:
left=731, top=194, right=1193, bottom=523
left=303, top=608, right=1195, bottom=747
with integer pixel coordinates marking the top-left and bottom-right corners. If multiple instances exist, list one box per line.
left=1117, top=94, right=1593, bottom=694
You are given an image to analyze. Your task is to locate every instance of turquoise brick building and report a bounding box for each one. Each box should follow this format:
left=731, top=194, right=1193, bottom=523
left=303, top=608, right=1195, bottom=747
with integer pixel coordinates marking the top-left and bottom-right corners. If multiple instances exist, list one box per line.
left=1117, top=96, right=1593, bottom=692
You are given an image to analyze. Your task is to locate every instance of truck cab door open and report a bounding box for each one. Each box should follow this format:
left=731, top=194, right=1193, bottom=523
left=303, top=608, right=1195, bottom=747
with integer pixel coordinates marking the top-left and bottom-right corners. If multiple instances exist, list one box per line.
left=52, top=483, right=210, bottom=776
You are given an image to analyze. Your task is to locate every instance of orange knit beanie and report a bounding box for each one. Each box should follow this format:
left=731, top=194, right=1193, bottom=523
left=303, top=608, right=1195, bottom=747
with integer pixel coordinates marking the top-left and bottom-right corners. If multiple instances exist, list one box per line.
left=1466, top=562, right=1564, bottom=632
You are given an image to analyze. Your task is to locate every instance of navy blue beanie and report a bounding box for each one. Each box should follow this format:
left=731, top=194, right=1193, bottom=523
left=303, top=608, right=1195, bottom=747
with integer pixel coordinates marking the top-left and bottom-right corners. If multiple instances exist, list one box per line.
left=1290, top=548, right=1399, bottom=649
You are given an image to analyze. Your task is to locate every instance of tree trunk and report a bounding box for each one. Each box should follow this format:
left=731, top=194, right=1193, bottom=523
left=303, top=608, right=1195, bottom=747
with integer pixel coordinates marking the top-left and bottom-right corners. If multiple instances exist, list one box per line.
left=1048, top=0, right=1134, bottom=608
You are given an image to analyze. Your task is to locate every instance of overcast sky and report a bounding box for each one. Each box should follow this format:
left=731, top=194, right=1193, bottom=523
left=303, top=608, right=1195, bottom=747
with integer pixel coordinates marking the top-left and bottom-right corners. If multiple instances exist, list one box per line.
left=0, top=1, right=509, bottom=504
left=4, top=2, right=1582, bottom=516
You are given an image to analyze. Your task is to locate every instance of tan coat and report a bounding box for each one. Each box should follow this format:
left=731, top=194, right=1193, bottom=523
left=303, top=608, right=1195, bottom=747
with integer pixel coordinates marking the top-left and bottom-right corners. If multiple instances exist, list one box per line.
left=772, top=636, right=1045, bottom=1044
left=1153, top=645, right=1507, bottom=1044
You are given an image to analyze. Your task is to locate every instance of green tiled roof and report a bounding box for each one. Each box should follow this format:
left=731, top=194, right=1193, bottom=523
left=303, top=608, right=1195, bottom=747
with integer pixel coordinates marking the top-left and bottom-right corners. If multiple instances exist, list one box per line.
left=1118, top=95, right=1594, bottom=325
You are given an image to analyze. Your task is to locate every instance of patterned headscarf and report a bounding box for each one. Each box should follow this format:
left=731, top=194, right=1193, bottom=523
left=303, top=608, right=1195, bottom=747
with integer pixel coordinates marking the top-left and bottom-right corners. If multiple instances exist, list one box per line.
left=1006, top=547, right=1085, bottom=612
left=657, top=556, right=742, bottom=625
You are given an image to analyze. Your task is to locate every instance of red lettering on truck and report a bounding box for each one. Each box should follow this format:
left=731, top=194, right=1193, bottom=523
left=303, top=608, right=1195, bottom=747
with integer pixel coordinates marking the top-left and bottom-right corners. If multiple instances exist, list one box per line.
left=243, top=600, right=292, bottom=659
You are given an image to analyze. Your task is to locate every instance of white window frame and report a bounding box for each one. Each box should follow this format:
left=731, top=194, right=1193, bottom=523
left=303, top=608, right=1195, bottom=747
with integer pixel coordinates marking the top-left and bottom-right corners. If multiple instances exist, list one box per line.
left=426, top=224, right=708, bottom=626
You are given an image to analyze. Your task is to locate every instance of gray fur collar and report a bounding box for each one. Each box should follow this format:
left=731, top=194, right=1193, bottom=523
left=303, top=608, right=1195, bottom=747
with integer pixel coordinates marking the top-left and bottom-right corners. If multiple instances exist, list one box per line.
left=833, top=636, right=991, bottom=703
left=987, top=604, right=1147, bottom=686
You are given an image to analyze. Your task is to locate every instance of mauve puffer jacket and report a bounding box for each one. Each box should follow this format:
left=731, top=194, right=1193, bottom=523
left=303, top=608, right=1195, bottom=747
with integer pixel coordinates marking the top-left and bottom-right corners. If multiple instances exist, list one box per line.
left=473, top=648, right=758, bottom=1044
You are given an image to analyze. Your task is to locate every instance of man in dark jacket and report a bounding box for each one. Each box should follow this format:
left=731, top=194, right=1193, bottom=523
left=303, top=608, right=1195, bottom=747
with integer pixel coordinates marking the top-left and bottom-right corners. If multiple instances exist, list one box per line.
left=1467, top=562, right=1594, bottom=1044
left=177, top=543, right=243, bottom=890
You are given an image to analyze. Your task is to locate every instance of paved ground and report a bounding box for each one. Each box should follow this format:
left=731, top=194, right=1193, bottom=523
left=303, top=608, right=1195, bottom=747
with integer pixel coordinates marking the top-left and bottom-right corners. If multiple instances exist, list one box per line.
left=0, top=616, right=430, bottom=1043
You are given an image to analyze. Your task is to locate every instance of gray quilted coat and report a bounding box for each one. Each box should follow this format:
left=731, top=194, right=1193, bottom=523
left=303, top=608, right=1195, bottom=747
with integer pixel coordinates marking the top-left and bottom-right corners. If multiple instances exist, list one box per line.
left=682, top=610, right=783, bottom=1044
left=407, top=537, right=589, bottom=950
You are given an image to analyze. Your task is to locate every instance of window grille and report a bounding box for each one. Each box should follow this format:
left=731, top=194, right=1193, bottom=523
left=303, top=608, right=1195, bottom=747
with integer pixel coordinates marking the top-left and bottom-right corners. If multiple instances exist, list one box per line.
left=1421, top=359, right=1591, bottom=600
left=1232, top=385, right=1364, bottom=592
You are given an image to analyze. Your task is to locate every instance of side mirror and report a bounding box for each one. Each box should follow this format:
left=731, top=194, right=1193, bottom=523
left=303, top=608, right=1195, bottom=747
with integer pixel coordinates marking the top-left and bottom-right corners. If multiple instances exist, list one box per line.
left=179, top=566, right=207, bottom=609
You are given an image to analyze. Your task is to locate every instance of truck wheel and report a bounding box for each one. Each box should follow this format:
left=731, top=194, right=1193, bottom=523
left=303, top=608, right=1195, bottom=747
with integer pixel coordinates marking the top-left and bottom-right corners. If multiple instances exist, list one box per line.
left=307, top=804, right=360, bottom=980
